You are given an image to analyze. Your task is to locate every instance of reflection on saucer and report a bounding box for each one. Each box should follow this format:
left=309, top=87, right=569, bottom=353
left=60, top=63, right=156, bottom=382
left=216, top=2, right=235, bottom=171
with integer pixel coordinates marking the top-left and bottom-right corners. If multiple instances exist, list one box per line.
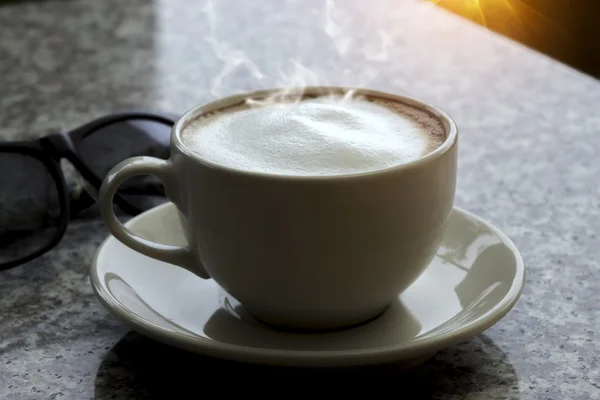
left=206, top=292, right=422, bottom=351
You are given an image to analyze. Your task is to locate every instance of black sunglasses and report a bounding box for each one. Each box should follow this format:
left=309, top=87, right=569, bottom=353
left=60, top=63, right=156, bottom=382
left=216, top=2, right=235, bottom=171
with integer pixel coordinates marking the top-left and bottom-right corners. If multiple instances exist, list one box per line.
left=0, top=111, right=178, bottom=271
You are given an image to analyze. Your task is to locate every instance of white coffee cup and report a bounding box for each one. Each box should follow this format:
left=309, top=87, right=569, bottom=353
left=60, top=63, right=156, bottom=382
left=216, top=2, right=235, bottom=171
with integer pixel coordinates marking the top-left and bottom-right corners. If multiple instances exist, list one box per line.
left=99, top=87, right=458, bottom=331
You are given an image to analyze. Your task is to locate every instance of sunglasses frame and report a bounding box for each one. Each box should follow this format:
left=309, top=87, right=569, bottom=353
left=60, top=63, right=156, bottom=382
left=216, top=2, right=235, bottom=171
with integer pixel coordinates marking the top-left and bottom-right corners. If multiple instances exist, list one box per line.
left=0, top=110, right=178, bottom=270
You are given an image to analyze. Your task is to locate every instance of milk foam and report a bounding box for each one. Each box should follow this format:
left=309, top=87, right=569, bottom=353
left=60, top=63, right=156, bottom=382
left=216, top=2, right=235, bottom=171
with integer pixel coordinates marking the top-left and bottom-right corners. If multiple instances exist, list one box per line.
left=182, top=96, right=444, bottom=176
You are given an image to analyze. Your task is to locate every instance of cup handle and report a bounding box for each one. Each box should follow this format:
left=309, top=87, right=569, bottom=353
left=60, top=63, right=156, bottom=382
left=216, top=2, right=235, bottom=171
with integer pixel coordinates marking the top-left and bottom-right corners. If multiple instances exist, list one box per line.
left=99, top=156, right=210, bottom=279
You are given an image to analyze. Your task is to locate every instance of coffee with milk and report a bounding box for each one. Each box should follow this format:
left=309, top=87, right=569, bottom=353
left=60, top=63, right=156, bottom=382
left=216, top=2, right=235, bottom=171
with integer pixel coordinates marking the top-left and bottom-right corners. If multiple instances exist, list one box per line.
left=181, top=95, right=445, bottom=176
left=100, top=87, right=457, bottom=331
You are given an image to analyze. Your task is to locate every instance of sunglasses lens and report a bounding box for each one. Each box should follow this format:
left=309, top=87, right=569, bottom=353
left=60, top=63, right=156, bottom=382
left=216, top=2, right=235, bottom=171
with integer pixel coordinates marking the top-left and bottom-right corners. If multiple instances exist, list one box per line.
left=77, top=119, right=172, bottom=212
left=0, top=152, right=63, bottom=267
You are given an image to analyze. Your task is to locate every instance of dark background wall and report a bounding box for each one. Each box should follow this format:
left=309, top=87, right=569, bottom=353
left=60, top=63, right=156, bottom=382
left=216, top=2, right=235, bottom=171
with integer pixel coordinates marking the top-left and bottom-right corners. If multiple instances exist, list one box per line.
left=433, top=0, right=600, bottom=78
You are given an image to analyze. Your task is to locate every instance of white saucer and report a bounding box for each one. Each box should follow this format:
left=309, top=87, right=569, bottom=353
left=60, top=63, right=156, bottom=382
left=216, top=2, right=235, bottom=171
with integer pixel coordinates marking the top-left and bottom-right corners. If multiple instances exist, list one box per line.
left=91, top=203, right=524, bottom=368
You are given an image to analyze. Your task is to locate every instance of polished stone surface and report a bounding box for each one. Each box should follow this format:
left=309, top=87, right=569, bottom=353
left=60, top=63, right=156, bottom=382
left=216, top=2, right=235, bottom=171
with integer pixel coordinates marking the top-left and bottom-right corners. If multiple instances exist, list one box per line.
left=1, top=0, right=599, bottom=398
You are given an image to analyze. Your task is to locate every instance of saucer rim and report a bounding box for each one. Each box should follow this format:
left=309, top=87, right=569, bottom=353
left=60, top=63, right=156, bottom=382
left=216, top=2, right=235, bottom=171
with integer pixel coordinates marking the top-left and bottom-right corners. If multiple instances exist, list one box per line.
left=90, top=203, right=525, bottom=367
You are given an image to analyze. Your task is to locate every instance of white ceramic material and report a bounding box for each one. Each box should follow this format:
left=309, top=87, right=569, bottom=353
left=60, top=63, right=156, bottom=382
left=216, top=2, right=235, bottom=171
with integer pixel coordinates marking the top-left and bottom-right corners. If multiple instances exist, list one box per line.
left=98, top=86, right=458, bottom=331
left=90, top=203, right=525, bottom=368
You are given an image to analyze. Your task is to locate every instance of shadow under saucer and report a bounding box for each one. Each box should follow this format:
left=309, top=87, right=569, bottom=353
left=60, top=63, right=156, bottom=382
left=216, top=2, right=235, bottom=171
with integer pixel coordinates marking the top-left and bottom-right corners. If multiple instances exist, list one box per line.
left=94, top=332, right=520, bottom=398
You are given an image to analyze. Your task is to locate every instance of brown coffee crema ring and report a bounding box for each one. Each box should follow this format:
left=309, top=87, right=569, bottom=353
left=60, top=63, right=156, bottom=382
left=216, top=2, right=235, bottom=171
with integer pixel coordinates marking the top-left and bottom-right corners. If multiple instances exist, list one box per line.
left=185, top=91, right=446, bottom=156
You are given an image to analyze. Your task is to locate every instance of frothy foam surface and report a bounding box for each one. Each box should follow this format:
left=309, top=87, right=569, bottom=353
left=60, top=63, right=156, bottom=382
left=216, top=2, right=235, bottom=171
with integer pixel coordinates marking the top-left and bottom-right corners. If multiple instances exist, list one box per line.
left=182, top=96, right=445, bottom=176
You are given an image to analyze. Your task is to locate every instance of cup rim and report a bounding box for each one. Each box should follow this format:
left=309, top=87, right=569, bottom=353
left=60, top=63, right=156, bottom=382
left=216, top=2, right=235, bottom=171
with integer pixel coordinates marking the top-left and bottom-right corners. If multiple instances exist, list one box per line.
left=172, top=86, right=458, bottom=181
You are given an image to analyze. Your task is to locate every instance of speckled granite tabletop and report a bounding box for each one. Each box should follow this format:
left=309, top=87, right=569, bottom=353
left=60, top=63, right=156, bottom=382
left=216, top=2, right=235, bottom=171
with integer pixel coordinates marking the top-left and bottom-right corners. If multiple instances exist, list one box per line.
left=1, top=0, right=599, bottom=398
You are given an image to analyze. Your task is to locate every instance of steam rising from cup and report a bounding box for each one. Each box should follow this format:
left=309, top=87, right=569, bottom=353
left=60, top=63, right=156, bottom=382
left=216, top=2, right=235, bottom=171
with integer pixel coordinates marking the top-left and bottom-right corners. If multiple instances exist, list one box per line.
left=201, top=0, right=394, bottom=107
